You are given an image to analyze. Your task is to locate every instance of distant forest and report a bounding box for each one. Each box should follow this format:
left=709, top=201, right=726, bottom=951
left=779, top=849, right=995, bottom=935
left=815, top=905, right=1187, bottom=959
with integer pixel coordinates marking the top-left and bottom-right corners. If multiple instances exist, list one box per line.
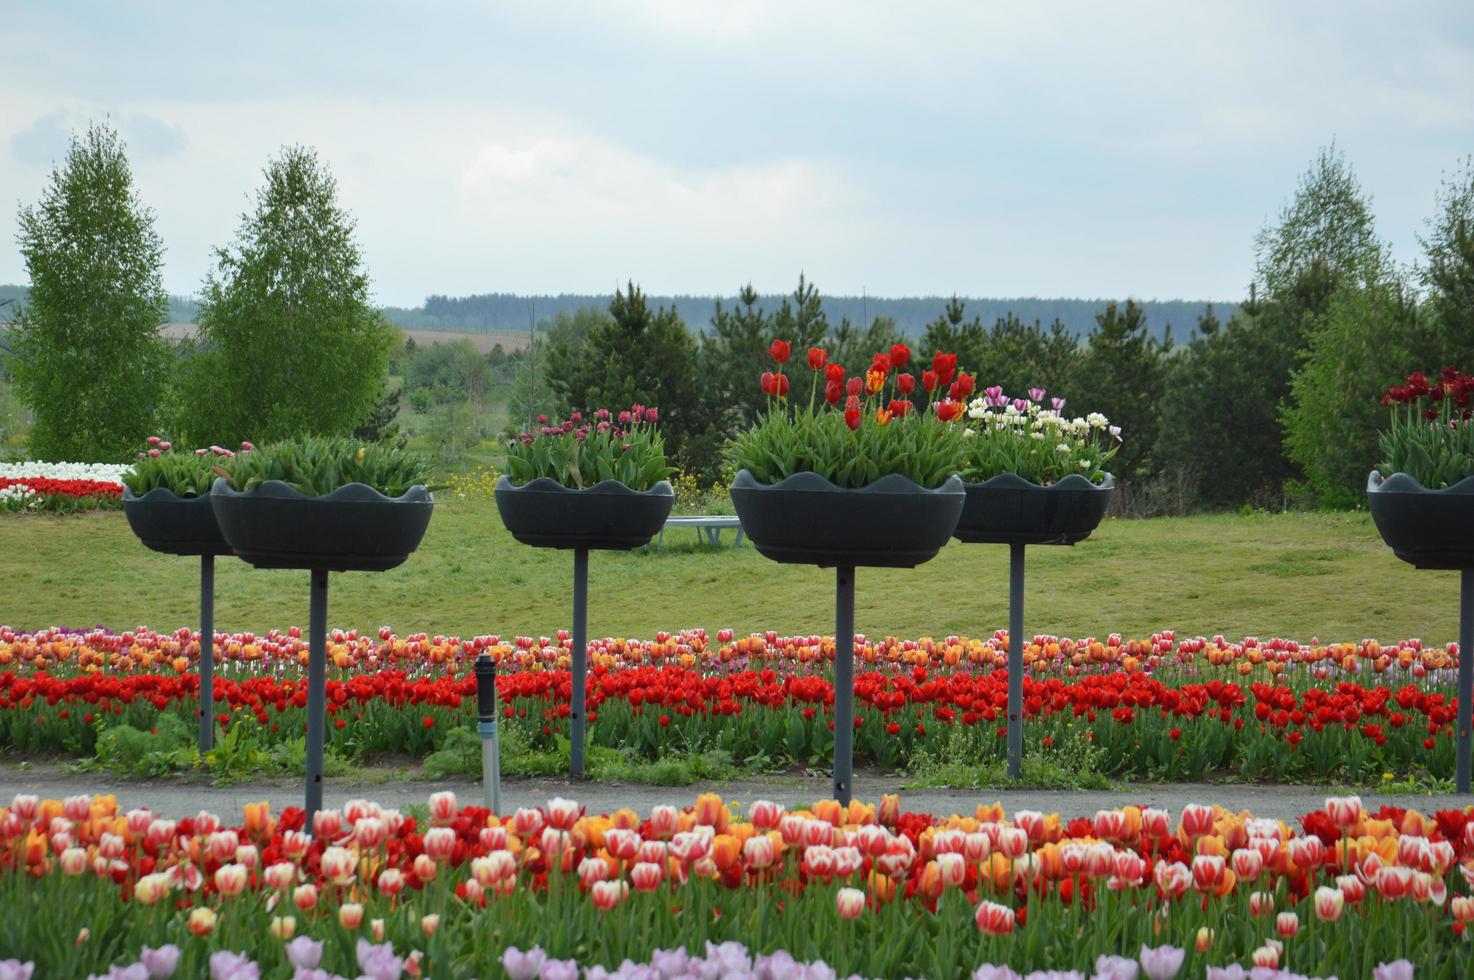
left=387, top=293, right=1230, bottom=342
left=0, top=284, right=1229, bottom=343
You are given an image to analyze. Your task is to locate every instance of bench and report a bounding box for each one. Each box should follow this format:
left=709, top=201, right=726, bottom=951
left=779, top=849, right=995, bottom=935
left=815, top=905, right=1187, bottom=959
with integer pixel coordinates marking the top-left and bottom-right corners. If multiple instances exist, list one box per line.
left=652, top=515, right=746, bottom=549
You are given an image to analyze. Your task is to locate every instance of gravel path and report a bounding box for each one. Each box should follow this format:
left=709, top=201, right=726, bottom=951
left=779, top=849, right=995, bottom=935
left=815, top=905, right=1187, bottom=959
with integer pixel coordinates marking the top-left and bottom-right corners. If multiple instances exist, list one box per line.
left=0, top=764, right=1463, bottom=822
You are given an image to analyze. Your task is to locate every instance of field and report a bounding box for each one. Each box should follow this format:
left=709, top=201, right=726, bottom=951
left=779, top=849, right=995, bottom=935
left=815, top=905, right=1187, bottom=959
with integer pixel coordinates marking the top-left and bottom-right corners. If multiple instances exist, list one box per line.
left=0, top=503, right=1462, bottom=644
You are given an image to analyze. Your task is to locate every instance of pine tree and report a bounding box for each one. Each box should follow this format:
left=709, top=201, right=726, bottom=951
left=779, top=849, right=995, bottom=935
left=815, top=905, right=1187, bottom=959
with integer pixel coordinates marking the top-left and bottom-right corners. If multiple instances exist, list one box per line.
left=1072, top=300, right=1168, bottom=482
left=11, top=122, right=169, bottom=461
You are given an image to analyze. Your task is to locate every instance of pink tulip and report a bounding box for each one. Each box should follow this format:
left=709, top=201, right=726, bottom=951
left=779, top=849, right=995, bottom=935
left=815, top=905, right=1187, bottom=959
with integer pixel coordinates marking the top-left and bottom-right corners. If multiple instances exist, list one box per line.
left=1324, top=795, right=1362, bottom=828
left=630, top=861, right=664, bottom=891
left=836, top=887, right=865, bottom=919
left=422, top=826, right=456, bottom=862
left=974, top=900, right=1015, bottom=935
left=1314, top=884, right=1345, bottom=921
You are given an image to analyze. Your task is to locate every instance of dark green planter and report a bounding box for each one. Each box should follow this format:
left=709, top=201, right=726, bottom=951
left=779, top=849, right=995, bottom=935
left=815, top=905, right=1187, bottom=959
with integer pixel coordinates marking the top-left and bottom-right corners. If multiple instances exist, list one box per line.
left=494, top=476, right=674, bottom=550
left=123, top=486, right=234, bottom=556
left=729, top=470, right=964, bottom=568
left=952, top=472, right=1114, bottom=546
left=1368, top=470, right=1474, bottom=570
left=210, top=479, right=434, bottom=572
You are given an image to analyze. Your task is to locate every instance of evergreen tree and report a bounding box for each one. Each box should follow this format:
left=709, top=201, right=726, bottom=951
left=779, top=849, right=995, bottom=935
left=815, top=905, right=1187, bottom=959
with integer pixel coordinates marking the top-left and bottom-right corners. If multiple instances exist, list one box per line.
left=1071, top=300, right=1168, bottom=483
left=1420, top=157, right=1474, bottom=355
left=545, top=282, right=701, bottom=469
left=698, top=284, right=774, bottom=443
left=770, top=274, right=830, bottom=351
left=10, top=122, right=169, bottom=461
left=174, top=146, right=393, bottom=445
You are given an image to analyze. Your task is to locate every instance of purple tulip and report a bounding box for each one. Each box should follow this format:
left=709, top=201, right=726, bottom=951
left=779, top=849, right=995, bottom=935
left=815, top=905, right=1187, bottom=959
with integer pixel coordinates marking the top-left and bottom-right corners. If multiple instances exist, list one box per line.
left=283, top=937, right=323, bottom=971
left=1138, top=945, right=1185, bottom=980
left=1028, top=387, right=1046, bottom=401
left=207, top=952, right=259, bottom=980
left=502, top=947, right=548, bottom=980
left=140, top=946, right=181, bottom=980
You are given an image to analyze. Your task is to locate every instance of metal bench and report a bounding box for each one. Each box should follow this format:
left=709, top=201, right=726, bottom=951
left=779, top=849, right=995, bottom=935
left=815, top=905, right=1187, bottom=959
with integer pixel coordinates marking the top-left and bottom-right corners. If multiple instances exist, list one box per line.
left=653, top=515, right=746, bottom=549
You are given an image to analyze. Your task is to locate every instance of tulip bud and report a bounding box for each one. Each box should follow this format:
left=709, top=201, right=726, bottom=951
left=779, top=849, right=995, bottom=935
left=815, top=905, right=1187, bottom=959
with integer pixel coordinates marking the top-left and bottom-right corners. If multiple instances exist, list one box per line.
left=338, top=903, right=364, bottom=929
left=187, top=906, right=217, bottom=937
left=270, top=915, right=296, bottom=940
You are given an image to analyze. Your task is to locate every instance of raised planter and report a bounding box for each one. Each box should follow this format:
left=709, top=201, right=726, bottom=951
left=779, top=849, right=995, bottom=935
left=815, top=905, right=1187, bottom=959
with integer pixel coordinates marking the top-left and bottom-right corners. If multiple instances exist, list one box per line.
left=729, top=470, right=965, bottom=568
left=494, top=476, right=674, bottom=550
left=210, top=478, right=434, bottom=572
left=123, top=486, right=234, bottom=556
left=1367, top=470, right=1474, bottom=570
left=953, top=472, right=1114, bottom=546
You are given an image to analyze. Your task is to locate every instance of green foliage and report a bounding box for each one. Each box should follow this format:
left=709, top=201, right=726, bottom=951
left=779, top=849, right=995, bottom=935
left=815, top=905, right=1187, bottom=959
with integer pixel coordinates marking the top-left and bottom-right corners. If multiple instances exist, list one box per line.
left=1418, top=157, right=1474, bottom=364
left=217, top=435, right=431, bottom=497
left=959, top=394, right=1118, bottom=485
left=923, top=299, right=1082, bottom=399
left=174, top=145, right=394, bottom=447
left=505, top=337, right=561, bottom=437
left=9, top=122, right=169, bottom=462
left=504, top=407, right=672, bottom=490
left=1253, top=142, right=1389, bottom=298
left=1376, top=369, right=1474, bottom=489
left=352, top=384, right=405, bottom=446
left=404, top=339, right=492, bottom=407
left=545, top=284, right=701, bottom=471
left=1070, top=300, right=1168, bottom=483
left=728, top=405, right=965, bottom=490
left=423, top=401, right=484, bottom=464
left=123, top=442, right=245, bottom=497
left=1283, top=282, right=1446, bottom=505
left=95, top=713, right=195, bottom=777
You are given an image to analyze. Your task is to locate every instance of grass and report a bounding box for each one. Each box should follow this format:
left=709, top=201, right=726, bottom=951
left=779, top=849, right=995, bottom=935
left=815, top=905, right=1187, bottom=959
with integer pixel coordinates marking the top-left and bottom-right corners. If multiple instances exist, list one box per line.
left=0, top=504, right=1463, bottom=643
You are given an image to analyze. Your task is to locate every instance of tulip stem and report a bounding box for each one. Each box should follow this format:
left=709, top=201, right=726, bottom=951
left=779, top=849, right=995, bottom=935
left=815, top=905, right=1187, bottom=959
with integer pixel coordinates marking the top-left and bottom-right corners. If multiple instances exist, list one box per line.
left=1008, top=542, right=1025, bottom=780
left=1459, top=568, right=1472, bottom=794
left=833, top=564, right=855, bottom=805
left=198, top=553, right=214, bottom=754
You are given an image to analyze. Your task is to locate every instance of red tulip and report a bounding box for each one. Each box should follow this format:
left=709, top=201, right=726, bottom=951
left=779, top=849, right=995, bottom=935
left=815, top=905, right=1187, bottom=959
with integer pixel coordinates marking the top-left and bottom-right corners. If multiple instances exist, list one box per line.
left=808, top=348, right=828, bottom=370
left=922, top=370, right=939, bottom=391
left=769, top=339, right=791, bottom=363
left=844, top=407, right=862, bottom=431
left=889, top=343, right=910, bottom=368
left=897, top=373, right=915, bottom=395
left=974, top=900, right=1016, bottom=935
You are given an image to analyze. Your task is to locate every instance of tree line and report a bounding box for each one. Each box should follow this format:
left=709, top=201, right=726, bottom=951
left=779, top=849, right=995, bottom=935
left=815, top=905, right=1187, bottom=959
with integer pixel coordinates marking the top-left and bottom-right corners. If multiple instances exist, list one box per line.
left=4, top=123, right=1471, bottom=515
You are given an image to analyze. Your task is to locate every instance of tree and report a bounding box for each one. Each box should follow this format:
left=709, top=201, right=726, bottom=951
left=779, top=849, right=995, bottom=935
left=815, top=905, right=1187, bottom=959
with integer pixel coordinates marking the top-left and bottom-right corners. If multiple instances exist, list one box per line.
left=174, top=145, right=393, bottom=445
left=505, top=338, right=560, bottom=436
left=1071, top=300, right=1169, bottom=483
left=770, top=274, right=830, bottom=352
left=1253, top=143, right=1388, bottom=301
left=10, top=122, right=169, bottom=461
left=698, top=284, right=774, bottom=447
left=1420, top=157, right=1474, bottom=354
left=545, top=282, right=701, bottom=468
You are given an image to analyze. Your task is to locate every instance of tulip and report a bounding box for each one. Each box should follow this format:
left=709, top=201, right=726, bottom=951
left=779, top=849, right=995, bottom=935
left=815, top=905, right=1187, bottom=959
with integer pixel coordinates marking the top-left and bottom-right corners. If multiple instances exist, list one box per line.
left=133, top=872, right=172, bottom=905
left=937, top=852, right=965, bottom=888
left=339, top=903, right=364, bottom=929
left=421, top=913, right=440, bottom=937
left=1451, top=895, right=1474, bottom=922
left=1180, top=804, right=1215, bottom=838
left=370, top=918, right=385, bottom=942
left=58, top=847, right=86, bottom=875
left=1325, top=795, right=1362, bottom=828
left=1249, top=891, right=1274, bottom=916
left=292, top=883, right=318, bottom=912
left=413, top=853, right=437, bottom=882
left=214, top=863, right=248, bottom=896
left=1373, top=962, right=1415, bottom=980
left=422, top=826, right=456, bottom=862
left=140, top=945, right=181, bottom=978
left=187, top=906, right=217, bottom=937
left=270, top=915, right=296, bottom=939
left=749, top=799, right=784, bottom=830
left=649, top=805, right=679, bottom=839
left=320, top=846, right=356, bottom=884
left=1276, top=911, right=1299, bottom=937
left=630, top=861, right=664, bottom=891
left=1314, top=884, right=1345, bottom=922
left=768, top=340, right=791, bottom=364
left=974, top=900, right=1015, bottom=935
left=741, top=834, right=776, bottom=870
left=1141, top=808, right=1172, bottom=839
left=283, top=937, right=322, bottom=971
left=376, top=867, right=406, bottom=896
left=544, top=797, right=582, bottom=831
left=1194, top=926, right=1214, bottom=953
left=836, top=886, right=866, bottom=919
left=807, top=348, right=827, bottom=370
left=1251, top=945, right=1279, bottom=969
left=591, top=879, right=628, bottom=910
left=428, top=790, right=458, bottom=825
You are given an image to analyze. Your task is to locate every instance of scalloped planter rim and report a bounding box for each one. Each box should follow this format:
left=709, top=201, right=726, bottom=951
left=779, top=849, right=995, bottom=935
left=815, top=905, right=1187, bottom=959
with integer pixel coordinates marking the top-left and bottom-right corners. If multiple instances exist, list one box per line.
left=1367, top=470, right=1474, bottom=571
left=728, top=470, right=964, bottom=568
left=952, top=472, right=1114, bottom=546
left=494, top=476, right=675, bottom=551
left=209, top=478, right=434, bottom=572
left=123, top=485, right=234, bottom=557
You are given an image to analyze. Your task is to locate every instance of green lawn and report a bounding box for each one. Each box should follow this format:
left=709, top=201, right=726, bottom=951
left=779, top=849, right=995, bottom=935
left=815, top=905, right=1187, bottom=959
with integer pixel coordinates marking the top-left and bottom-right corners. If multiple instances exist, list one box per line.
left=0, top=504, right=1461, bottom=644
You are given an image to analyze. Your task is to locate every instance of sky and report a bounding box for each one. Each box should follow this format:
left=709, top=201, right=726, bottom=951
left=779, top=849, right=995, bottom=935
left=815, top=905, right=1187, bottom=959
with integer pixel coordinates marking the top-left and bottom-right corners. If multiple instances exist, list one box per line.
left=2, top=0, right=1472, bottom=308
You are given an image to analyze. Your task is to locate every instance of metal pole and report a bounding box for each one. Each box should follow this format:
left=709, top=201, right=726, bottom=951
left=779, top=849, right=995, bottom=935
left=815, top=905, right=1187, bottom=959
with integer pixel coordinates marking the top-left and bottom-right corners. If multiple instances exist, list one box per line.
left=198, top=554, right=215, bottom=753
left=305, top=569, right=329, bottom=831
left=1458, top=569, right=1473, bottom=794
left=833, top=565, right=856, bottom=805
left=1008, top=543, right=1025, bottom=779
left=570, top=548, right=589, bottom=778
left=476, top=653, right=501, bottom=813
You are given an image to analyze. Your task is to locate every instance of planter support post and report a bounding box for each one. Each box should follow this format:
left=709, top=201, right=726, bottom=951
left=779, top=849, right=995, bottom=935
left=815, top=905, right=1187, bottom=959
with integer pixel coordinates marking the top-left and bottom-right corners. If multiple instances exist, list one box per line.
left=833, top=565, right=856, bottom=805
left=1460, top=569, right=1473, bottom=794
left=305, top=568, right=329, bottom=832
left=476, top=653, right=501, bottom=814
left=198, top=554, right=215, bottom=754
left=1008, top=542, right=1025, bottom=780
left=571, top=548, right=589, bottom=778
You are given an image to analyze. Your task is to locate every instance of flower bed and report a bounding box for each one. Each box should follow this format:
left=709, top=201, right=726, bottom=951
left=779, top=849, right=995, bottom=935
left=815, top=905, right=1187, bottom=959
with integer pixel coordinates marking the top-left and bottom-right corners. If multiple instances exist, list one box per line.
left=0, top=627, right=1462, bottom=784
left=0, top=461, right=128, bottom=512
left=0, top=791, right=1463, bottom=977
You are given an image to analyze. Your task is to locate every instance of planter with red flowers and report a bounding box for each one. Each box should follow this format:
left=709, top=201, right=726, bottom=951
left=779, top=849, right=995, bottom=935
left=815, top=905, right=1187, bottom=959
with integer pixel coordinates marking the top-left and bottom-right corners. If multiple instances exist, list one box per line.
left=949, top=386, right=1120, bottom=776
left=727, top=340, right=967, bottom=802
left=495, top=405, right=674, bottom=778
left=1368, top=367, right=1474, bottom=791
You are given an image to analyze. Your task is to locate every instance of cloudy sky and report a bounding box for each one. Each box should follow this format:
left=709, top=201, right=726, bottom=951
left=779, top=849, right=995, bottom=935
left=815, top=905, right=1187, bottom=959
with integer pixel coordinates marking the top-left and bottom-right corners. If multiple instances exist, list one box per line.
left=3, top=1, right=1472, bottom=306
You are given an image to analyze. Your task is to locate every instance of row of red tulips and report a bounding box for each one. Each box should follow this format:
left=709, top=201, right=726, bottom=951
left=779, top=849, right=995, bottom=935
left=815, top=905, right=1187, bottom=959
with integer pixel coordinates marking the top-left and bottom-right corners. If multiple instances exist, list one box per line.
left=0, top=791, right=1467, bottom=977
left=0, top=661, right=1460, bottom=782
